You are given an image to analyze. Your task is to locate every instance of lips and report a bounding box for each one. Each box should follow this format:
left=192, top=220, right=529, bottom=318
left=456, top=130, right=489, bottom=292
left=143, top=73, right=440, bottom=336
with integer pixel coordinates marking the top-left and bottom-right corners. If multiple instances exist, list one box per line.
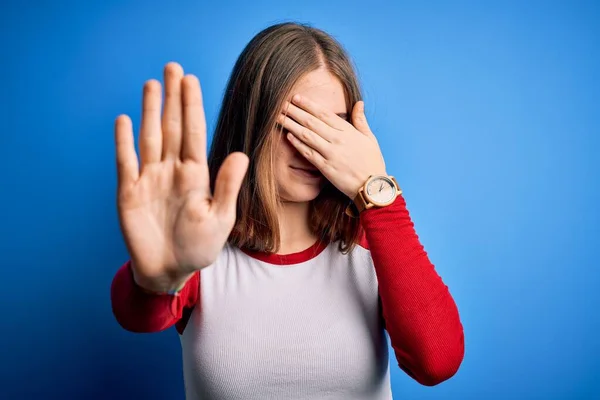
left=292, top=166, right=318, bottom=173
left=291, top=166, right=322, bottom=177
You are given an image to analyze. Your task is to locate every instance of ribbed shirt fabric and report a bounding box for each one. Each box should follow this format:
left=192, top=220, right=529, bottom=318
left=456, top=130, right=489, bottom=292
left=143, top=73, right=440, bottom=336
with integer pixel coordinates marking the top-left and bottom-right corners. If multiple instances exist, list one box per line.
left=111, top=195, right=465, bottom=399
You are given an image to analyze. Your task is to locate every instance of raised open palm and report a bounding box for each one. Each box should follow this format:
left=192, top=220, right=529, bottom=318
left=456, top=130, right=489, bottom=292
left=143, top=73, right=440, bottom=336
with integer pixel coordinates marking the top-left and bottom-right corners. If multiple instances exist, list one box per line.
left=115, top=62, right=249, bottom=292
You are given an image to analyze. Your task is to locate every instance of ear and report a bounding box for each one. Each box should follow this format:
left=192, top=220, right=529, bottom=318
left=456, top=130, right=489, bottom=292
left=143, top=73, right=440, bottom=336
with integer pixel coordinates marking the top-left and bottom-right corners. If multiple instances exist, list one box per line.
left=351, top=101, right=373, bottom=136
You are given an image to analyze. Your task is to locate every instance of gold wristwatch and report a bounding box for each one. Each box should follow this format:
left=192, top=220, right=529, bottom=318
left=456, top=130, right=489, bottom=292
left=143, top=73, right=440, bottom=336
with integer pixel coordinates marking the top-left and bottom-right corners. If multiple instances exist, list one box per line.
left=345, top=175, right=402, bottom=217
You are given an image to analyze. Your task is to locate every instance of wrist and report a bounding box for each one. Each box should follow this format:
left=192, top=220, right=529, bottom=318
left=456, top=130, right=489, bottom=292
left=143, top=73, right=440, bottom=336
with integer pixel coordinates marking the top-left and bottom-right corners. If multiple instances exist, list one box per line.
left=345, top=173, right=400, bottom=218
left=130, top=261, right=194, bottom=295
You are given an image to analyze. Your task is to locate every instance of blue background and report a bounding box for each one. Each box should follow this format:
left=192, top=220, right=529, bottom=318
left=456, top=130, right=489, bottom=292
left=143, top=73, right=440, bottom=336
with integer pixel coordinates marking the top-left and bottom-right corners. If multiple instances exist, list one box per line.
left=1, top=0, right=598, bottom=398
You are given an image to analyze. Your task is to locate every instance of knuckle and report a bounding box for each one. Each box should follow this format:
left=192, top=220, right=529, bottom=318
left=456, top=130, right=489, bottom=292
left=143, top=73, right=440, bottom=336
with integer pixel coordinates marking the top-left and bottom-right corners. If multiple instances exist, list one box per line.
left=300, top=127, right=309, bottom=140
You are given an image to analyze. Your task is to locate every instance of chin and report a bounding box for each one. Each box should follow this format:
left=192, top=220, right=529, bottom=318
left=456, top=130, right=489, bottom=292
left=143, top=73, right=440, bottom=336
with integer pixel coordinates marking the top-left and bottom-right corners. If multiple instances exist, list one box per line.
left=279, top=183, right=323, bottom=202
left=276, top=165, right=327, bottom=202
left=279, top=175, right=326, bottom=202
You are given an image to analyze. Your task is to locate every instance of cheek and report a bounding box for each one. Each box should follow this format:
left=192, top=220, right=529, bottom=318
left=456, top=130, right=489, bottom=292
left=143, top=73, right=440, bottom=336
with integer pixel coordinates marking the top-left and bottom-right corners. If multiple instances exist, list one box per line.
left=276, top=134, right=298, bottom=164
left=273, top=136, right=291, bottom=180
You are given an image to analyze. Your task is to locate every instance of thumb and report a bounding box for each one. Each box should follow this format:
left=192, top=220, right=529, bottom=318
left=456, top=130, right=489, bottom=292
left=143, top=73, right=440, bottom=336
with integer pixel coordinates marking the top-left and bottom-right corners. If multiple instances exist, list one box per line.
left=352, top=101, right=372, bottom=135
left=212, top=152, right=250, bottom=219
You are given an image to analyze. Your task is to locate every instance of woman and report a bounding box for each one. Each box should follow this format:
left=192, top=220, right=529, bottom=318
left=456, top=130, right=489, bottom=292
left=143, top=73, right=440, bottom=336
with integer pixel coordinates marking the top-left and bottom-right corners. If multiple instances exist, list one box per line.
left=111, top=22, right=464, bottom=399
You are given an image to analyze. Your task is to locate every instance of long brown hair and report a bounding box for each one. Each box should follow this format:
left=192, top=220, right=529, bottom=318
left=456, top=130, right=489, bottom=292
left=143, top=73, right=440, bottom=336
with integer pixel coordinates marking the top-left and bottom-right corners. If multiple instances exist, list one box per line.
left=208, top=22, right=363, bottom=254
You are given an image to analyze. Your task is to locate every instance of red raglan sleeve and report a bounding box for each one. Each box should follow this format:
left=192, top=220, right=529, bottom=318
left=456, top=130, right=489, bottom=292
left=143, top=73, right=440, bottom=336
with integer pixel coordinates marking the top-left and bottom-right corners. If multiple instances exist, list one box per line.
left=359, top=194, right=465, bottom=386
left=110, top=260, right=199, bottom=334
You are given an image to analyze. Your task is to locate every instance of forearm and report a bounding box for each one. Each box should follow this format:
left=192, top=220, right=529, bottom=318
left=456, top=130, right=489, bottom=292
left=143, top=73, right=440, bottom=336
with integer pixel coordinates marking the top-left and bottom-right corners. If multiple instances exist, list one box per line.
left=360, top=195, right=465, bottom=386
left=110, top=261, right=198, bottom=333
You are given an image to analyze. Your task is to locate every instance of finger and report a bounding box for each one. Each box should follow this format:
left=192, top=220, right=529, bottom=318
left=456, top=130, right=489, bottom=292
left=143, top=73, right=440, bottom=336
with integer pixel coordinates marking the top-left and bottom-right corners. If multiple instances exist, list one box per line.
left=290, top=94, right=349, bottom=131
left=161, top=62, right=185, bottom=160
left=285, top=131, right=327, bottom=171
left=139, top=79, right=163, bottom=167
left=352, top=101, right=373, bottom=136
left=277, top=113, right=330, bottom=156
left=114, top=114, right=139, bottom=186
left=181, top=75, right=207, bottom=163
left=212, top=152, right=249, bottom=219
left=284, top=100, right=336, bottom=142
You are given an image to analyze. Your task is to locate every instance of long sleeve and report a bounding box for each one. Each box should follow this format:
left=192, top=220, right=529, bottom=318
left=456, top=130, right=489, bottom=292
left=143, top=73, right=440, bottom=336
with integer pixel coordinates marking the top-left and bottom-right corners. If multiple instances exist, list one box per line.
left=110, top=260, right=199, bottom=334
left=360, top=194, right=465, bottom=386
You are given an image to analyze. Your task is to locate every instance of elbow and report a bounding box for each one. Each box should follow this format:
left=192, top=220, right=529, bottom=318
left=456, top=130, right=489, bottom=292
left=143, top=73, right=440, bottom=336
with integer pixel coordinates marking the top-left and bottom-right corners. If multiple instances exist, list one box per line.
left=401, top=333, right=465, bottom=387
left=414, top=355, right=463, bottom=386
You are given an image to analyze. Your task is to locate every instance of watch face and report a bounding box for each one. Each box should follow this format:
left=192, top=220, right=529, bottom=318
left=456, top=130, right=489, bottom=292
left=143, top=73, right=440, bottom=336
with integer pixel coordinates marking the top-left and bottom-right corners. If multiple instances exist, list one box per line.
left=366, top=176, right=396, bottom=205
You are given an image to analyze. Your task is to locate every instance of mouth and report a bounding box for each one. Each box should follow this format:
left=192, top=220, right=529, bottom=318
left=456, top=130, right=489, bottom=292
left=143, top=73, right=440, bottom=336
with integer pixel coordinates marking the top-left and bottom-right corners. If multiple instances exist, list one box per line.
left=290, top=166, right=323, bottom=178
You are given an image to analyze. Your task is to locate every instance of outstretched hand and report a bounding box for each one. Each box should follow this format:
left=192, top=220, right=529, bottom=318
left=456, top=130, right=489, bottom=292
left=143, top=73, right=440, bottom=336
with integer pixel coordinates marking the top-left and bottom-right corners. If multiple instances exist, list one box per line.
left=115, top=62, right=249, bottom=292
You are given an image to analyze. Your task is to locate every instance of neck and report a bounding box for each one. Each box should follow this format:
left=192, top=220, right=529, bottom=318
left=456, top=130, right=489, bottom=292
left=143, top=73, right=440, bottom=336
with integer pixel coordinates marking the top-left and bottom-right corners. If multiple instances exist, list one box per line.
left=277, top=201, right=318, bottom=255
